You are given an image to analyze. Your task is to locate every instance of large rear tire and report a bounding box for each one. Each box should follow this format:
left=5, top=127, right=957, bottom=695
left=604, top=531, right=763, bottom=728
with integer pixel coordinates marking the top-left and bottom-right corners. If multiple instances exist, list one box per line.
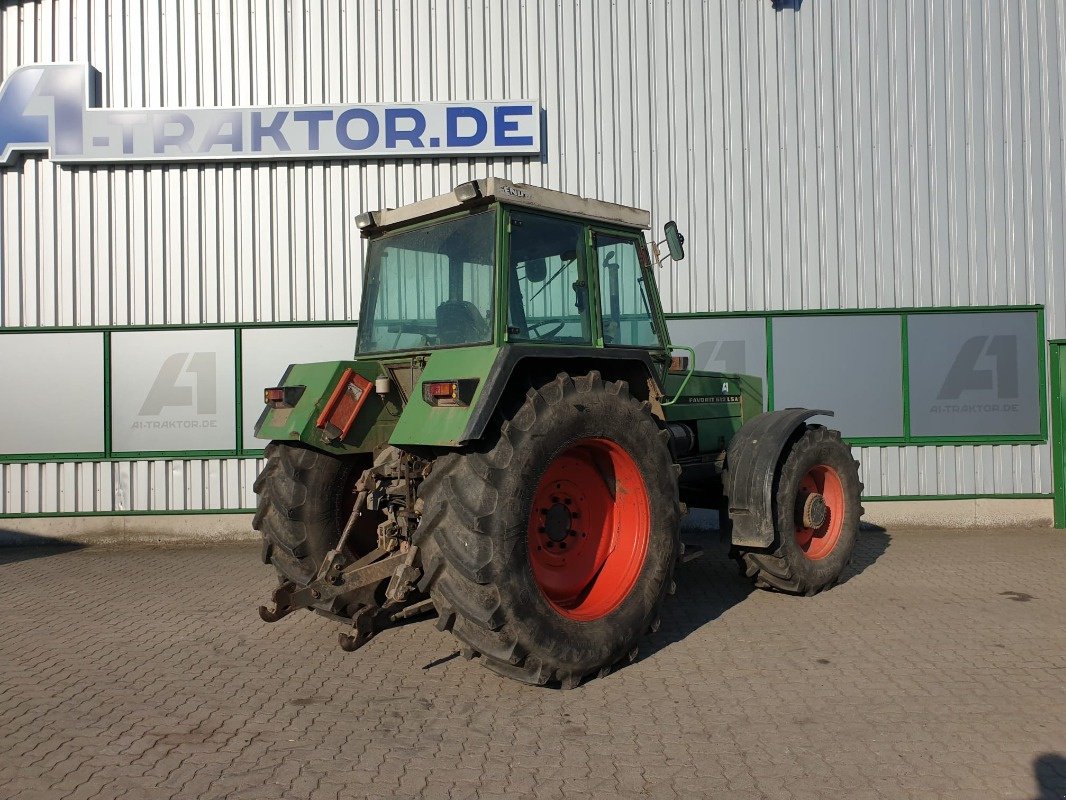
left=415, top=372, right=681, bottom=688
left=731, top=425, right=862, bottom=595
left=253, top=442, right=378, bottom=591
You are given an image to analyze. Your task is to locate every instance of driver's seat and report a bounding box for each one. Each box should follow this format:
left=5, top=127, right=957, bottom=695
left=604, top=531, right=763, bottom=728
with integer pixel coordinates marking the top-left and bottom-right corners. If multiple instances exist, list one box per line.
left=436, top=300, right=488, bottom=345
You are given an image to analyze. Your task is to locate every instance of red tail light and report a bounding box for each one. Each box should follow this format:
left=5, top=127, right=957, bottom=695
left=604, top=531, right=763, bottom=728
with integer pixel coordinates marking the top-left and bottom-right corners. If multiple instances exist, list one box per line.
left=264, top=385, right=305, bottom=408
left=426, top=381, right=457, bottom=398
left=422, top=379, right=479, bottom=407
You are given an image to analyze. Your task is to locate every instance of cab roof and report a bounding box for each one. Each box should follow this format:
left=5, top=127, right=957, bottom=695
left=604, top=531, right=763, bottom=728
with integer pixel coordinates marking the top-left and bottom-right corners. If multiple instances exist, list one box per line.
left=361, top=177, right=651, bottom=234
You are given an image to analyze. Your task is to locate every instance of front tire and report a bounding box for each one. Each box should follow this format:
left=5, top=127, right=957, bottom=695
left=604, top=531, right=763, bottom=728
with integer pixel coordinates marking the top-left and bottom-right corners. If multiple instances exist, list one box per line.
left=732, top=425, right=862, bottom=595
left=415, top=372, right=681, bottom=688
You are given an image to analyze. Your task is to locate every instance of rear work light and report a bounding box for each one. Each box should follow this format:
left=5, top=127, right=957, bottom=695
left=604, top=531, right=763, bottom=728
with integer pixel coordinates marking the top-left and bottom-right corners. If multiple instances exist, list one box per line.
left=264, top=385, right=306, bottom=408
left=316, top=369, right=374, bottom=442
left=422, top=378, right=479, bottom=407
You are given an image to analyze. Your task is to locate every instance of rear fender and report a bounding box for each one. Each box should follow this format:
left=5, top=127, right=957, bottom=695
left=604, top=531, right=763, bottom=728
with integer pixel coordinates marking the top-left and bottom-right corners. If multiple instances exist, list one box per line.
left=253, top=360, right=398, bottom=456
left=724, top=408, right=833, bottom=548
left=453, top=345, right=663, bottom=445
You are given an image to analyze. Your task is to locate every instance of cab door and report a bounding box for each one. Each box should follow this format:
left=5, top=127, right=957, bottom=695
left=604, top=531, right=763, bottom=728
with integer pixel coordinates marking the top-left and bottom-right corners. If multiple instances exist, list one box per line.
left=589, top=229, right=670, bottom=354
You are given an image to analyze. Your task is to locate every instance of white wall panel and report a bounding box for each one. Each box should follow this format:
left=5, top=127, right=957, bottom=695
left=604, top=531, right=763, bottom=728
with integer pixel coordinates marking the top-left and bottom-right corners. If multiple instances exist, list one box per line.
left=0, top=458, right=262, bottom=514
left=0, top=0, right=1060, bottom=511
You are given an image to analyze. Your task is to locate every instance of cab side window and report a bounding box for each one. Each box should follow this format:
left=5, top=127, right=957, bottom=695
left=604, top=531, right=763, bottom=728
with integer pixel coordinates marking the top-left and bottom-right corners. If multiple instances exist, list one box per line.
left=594, top=233, right=662, bottom=347
left=507, top=212, right=591, bottom=344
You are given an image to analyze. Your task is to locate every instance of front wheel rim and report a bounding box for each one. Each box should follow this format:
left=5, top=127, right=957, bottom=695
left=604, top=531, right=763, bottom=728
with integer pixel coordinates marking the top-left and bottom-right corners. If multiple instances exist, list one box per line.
left=793, top=464, right=845, bottom=560
left=527, top=438, right=651, bottom=621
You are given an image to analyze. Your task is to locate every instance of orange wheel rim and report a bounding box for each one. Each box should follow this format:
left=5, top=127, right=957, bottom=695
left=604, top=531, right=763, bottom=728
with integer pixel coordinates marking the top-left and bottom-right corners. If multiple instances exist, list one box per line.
left=793, top=464, right=845, bottom=560
left=527, top=438, right=651, bottom=621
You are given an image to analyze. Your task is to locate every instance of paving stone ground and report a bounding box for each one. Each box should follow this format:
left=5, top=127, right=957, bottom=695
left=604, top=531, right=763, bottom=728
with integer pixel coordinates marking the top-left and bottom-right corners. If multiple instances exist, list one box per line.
left=1, top=522, right=1065, bottom=800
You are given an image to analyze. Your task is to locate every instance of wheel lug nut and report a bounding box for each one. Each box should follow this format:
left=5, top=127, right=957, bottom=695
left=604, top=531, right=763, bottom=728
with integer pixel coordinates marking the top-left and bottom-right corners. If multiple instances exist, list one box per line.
left=538, top=526, right=546, bottom=533
left=559, top=542, right=567, bottom=550
left=551, top=496, right=559, bottom=503
left=568, top=530, right=576, bottom=537
left=564, top=498, right=571, bottom=505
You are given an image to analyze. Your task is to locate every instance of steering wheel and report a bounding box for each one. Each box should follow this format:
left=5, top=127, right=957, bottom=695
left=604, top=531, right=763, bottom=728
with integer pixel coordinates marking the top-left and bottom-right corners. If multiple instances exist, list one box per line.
left=527, top=319, right=566, bottom=340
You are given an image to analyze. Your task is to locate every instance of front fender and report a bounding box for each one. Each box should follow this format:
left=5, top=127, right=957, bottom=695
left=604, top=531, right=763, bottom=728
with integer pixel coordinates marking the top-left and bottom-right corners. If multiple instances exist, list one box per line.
left=724, top=408, right=834, bottom=548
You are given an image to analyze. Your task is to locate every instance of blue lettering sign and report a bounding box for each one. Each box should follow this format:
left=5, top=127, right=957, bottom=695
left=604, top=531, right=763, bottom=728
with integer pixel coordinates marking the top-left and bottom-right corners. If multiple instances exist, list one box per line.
left=250, top=111, right=291, bottom=152
left=336, top=108, right=379, bottom=150
left=293, top=109, right=334, bottom=150
left=200, top=111, right=243, bottom=152
left=446, top=106, right=487, bottom=147
left=0, top=62, right=542, bottom=164
left=494, top=105, right=535, bottom=148
left=385, top=108, right=426, bottom=149
left=153, top=112, right=194, bottom=154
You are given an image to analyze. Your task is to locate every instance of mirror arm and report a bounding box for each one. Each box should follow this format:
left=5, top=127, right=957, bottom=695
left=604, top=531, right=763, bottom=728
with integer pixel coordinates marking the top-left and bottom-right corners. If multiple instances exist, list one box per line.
left=650, top=239, right=668, bottom=269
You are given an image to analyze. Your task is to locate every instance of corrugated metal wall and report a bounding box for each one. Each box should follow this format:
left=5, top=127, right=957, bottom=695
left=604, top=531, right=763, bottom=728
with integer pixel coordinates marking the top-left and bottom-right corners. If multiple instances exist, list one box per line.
left=1, top=0, right=1060, bottom=513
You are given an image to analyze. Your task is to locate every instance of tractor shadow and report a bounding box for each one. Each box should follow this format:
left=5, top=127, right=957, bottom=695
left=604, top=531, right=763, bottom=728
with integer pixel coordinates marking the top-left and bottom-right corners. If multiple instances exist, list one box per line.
left=1030, top=753, right=1066, bottom=799
left=0, top=531, right=84, bottom=565
left=637, top=511, right=891, bottom=664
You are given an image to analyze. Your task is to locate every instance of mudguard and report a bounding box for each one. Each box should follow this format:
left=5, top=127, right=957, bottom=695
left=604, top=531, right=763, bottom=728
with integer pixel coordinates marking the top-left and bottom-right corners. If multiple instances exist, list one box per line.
left=724, top=408, right=833, bottom=549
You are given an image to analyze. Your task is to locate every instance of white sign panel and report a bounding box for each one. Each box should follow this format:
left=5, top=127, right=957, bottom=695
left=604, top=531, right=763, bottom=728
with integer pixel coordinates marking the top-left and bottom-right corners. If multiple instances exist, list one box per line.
left=0, top=63, right=540, bottom=165
left=772, top=315, right=905, bottom=438
left=666, top=316, right=768, bottom=409
left=240, top=326, right=359, bottom=450
left=111, top=329, right=236, bottom=453
left=908, top=311, right=1042, bottom=437
left=0, top=332, right=105, bottom=455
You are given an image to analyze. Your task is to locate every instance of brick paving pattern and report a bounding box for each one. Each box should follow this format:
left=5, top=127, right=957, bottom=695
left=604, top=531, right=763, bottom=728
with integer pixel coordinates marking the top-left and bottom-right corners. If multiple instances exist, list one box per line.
left=1, top=523, right=1065, bottom=799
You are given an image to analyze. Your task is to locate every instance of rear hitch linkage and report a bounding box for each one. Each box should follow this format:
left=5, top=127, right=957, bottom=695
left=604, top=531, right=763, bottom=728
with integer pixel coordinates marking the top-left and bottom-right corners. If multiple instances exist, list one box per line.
left=258, top=451, right=428, bottom=652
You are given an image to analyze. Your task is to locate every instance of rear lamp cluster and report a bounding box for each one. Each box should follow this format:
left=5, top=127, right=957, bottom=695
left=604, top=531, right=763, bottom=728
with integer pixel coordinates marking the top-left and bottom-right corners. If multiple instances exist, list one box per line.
left=422, top=379, right=479, bottom=407
left=264, top=385, right=305, bottom=408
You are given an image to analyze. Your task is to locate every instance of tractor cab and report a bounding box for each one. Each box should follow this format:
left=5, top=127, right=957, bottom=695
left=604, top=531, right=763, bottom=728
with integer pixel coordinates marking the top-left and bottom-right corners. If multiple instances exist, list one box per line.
left=353, top=177, right=670, bottom=357
left=255, top=178, right=706, bottom=453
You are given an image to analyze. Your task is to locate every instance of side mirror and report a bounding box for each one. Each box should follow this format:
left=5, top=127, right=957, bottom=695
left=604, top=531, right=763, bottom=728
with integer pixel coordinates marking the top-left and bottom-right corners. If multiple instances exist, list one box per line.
left=664, top=221, right=685, bottom=261
left=525, top=258, right=547, bottom=282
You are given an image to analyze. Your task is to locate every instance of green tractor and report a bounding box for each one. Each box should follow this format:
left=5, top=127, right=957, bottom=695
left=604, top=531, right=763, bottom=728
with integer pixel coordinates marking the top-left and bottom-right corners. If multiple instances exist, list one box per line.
left=253, top=178, right=863, bottom=688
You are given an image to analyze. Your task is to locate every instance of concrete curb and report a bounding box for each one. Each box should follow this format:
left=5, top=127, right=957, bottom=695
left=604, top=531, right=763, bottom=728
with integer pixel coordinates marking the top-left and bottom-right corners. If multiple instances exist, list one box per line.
left=860, top=498, right=1054, bottom=530
left=0, top=498, right=1055, bottom=547
left=0, top=514, right=257, bottom=547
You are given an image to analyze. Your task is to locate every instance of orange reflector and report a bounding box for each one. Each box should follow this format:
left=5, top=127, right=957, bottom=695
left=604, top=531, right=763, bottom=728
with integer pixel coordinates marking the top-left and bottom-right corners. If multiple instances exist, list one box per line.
left=264, top=388, right=286, bottom=403
left=426, top=381, right=457, bottom=398
left=315, top=369, right=373, bottom=441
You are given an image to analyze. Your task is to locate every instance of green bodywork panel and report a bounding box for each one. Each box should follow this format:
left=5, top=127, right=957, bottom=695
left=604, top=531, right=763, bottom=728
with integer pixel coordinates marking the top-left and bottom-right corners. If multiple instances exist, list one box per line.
left=254, top=354, right=763, bottom=457
left=389, top=346, right=499, bottom=447
left=253, top=347, right=501, bottom=452
left=662, top=370, right=763, bottom=453
left=253, top=360, right=402, bottom=456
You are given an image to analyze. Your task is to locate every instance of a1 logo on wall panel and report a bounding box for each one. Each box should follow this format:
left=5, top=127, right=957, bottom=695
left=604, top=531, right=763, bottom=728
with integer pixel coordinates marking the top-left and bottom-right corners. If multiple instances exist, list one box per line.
left=695, top=340, right=746, bottom=375
left=134, top=352, right=219, bottom=429
left=109, top=330, right=236, bottom=453
left=932, top=335, right=1019, bottom=413
left=907, top=312, right=1040, bottom=438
